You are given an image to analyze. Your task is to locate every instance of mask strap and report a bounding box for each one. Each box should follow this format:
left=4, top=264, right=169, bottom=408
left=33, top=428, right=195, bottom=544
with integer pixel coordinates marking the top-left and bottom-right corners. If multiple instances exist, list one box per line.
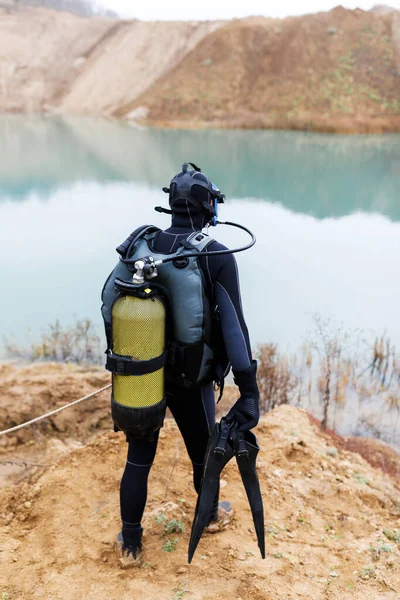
left=182, top=161, right=202, bottom=173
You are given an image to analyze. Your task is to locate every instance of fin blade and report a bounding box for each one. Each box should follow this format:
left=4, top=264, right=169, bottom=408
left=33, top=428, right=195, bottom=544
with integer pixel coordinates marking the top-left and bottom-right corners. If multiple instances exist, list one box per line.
left=236, top=437, right=266, bottom=559
left=188, top=422, right=234, bottom=563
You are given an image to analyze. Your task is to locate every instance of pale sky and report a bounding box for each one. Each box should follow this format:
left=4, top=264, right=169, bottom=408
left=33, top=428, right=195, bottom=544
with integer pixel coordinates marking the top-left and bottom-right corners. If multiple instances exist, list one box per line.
left=100, top=0, right=400, bottom=20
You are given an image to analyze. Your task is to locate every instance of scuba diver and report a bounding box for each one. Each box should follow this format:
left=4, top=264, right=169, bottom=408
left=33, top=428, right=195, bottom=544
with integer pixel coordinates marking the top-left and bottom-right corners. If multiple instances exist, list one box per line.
left=101, top=162, right=260, bottom=567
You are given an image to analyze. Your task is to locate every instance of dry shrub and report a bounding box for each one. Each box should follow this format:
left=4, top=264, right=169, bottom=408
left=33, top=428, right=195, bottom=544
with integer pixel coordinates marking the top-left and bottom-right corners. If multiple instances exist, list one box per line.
left=4, top=318, right=102, bottom=365
left=256, top=343, right=297, bottom=414
left=370, top=335, right=399, bottom=387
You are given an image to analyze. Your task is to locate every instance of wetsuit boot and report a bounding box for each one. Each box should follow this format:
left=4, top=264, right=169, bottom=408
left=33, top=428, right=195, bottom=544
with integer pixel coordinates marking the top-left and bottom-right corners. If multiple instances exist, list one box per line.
left=205, top=500, right=234, bottom=533
left=115, top=526, right=143, bottom=568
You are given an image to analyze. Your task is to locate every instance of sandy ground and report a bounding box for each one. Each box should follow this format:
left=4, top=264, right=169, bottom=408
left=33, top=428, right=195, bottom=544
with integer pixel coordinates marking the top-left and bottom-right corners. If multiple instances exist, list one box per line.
left=0, top=364, right=400, bottom=599
left=0, top=363, right=111, bottom=449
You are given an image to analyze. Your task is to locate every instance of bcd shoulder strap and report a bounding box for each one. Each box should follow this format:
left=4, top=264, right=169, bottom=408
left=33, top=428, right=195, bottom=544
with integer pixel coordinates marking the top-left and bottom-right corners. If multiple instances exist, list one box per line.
left=116, top=225, right=161, bottom=258
left=183, top=231, right=215, bottom=253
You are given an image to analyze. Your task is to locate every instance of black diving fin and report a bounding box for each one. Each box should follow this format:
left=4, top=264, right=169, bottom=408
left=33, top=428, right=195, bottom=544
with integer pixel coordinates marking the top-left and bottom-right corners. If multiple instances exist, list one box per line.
left=188, top=418, right=265, bottom=563
left=188, top=419, right=234, bottom=563
left=233, top=427, right=265, bottom=560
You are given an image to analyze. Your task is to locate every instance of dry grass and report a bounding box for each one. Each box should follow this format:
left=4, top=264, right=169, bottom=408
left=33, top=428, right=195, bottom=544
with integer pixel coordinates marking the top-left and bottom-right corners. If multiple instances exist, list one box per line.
left=255, top=321, right=400, bottom=445
left=4, top=318, right=102, bottom=365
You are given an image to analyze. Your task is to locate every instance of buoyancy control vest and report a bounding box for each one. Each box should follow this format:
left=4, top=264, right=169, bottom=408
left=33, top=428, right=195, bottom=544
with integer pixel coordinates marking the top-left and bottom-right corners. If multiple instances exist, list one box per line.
left=104, top=225, right=229, bottom=440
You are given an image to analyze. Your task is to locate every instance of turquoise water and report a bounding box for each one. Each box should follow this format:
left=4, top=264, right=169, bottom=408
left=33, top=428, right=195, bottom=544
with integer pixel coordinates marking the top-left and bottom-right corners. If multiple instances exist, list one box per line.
left=1, top=115, right=400, bottom=354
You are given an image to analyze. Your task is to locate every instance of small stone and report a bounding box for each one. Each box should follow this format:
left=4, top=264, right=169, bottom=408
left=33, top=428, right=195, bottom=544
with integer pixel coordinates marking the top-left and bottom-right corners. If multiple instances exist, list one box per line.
left=24, top=501, right=32, bottom=509
left=103, top=557, right=108, bottom=563
left=177, top=567, right=187, bottom=574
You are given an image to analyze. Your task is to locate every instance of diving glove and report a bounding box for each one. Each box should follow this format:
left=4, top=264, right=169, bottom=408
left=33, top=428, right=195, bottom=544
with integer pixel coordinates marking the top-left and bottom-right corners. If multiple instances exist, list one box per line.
left=226, top=360, right=259, bottom=431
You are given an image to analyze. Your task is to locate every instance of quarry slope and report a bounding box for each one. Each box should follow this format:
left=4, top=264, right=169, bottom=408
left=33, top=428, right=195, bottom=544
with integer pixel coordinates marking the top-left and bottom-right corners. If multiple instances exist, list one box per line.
left=0, top=5, right=222, bottom=116
left=0, top=364, right=400, bottom=599
left=123, top=8, right=400, bottom=133
left=0, top=5, right=399, bottom=132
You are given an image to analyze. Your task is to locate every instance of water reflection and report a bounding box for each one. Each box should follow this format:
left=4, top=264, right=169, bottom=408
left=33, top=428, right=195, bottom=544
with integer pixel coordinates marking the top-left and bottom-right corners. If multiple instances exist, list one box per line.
left=1, top=115, right=400, bottom=220
left=1, top=117, right=399, bottom=445
left=1, top=182, right=399, bottom=354
left=1, top=116, right=400, bottom=351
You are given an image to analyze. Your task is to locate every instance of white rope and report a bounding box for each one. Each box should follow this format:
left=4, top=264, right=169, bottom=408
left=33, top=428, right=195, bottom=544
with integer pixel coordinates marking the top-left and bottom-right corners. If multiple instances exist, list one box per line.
left=0, top=384, right=112, bottom=437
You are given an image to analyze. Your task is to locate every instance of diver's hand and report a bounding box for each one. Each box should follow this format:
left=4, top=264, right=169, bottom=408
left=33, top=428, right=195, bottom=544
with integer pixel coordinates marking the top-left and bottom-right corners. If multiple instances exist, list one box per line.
left=226, top=360, right=259, bottom=431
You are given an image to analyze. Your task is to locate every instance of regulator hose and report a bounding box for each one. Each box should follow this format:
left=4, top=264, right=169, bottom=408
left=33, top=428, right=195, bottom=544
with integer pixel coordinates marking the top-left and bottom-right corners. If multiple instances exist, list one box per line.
left=122, top=221, right=256, bottom=267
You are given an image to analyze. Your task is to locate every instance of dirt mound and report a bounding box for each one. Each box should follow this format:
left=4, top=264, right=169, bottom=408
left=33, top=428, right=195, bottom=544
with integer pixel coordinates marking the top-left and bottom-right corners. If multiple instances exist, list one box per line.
left=1, top=404, right=400, bottom=599
left=0, top=5, right=399, bottom=132
left=0, top=363, right=235, bottom=488
left=0, top=6, right=113, bottom=113
left=0, top=363, right=111, bottom=447
left=59, top=20, right=223, bottom=116
left=0, top=5, right=222, bottom=115
left=123, top=8, right=400, bottom=133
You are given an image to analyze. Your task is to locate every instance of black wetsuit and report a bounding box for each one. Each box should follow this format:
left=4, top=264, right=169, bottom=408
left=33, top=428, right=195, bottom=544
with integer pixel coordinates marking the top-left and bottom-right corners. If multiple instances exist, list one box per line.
left=102, top=206, right=253, bottom=536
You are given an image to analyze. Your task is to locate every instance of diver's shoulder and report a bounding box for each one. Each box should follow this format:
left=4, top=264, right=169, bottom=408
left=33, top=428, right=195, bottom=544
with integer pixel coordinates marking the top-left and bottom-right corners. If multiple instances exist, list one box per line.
left=206, top=238, right=229, bottom=252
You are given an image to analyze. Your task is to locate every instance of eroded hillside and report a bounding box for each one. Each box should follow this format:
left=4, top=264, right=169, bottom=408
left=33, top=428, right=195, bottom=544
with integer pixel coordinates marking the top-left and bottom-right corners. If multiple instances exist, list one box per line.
left=124, top=8, right=400, bottom=133
left=0, top=364, right=400, bottom=599
left=0, top=5, right=222, bottom=115
left=0, top=5, right=399, bottom=132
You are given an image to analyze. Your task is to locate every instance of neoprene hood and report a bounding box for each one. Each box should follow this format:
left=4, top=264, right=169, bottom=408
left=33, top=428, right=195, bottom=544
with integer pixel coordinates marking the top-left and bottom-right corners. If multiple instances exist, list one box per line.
left=162, top=162, right=225, bottom=224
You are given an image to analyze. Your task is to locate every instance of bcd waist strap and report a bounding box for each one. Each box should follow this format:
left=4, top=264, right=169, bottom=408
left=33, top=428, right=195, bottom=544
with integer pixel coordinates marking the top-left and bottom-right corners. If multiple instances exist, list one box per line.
left=106, top=350, right=167, bottom=376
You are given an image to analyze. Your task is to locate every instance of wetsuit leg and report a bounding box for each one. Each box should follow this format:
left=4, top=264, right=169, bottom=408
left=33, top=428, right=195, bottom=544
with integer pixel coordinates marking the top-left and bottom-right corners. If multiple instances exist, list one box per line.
left=120, top=381, right=218, bottom=536
left=120, top=432, right=159, bottom=537
left=167, top=381, right=219, bottom=518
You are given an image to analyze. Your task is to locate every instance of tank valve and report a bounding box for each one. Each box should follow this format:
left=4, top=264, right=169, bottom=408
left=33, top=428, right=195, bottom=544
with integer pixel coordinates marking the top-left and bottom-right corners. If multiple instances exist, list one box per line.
left=132, top=257, right=159, bottom=283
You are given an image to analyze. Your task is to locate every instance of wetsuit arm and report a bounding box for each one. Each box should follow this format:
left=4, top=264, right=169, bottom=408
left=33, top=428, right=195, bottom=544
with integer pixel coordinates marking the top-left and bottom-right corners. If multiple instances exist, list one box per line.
left=213, top=254, right=253, bottom=372
left=213, top=252, right=259, bottom=430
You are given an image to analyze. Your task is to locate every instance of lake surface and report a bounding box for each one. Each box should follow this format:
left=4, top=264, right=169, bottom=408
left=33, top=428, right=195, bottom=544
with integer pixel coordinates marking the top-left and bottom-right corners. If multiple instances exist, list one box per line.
left=1, top=115, right=400, bottom=356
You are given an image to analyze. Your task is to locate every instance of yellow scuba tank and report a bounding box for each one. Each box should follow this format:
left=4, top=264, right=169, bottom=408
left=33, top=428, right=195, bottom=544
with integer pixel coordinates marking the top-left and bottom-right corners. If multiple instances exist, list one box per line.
left=106, top=278, right=167, bottom=441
